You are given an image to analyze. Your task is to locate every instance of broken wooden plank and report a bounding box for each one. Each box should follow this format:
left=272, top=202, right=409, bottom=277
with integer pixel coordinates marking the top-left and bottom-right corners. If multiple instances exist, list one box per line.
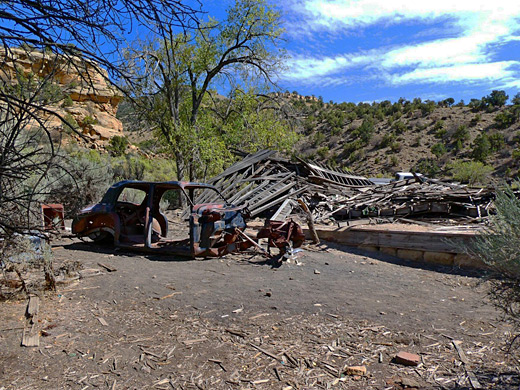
left=97, top=263, right=117, bottom=272
left=27, top=296, right=39, bottom=318
left=452, top=340, right=469, bottom=364
left=97, top=317, right=108, bottom=326
left=297, top=199, right=319, bottom=245
left=249, top=343, right=280, bottom=362
left=467, top=370, right=483, bottom=389
left=21, top=328, right=39, bottom=347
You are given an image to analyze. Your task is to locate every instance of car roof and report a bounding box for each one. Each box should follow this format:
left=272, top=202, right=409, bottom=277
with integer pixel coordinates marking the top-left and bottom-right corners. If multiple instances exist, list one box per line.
left=100, top=180, right=221, bottom=205
left=108, top=180, right=218, bottom=191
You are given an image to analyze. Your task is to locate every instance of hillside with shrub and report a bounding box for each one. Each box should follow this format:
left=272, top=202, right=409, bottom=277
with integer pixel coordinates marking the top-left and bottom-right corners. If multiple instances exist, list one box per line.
left=284, top=90, right=520, bottom=185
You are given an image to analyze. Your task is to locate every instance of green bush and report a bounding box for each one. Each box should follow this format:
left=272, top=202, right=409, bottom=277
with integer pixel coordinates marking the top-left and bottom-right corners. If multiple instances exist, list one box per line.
left=489, top=133, right=505, bottom=152
left=441, top=97, right=455, bottom=107
left=495, top=111, right=516, bottom=129
left=303, top=116, right=316, bottom=133
left=314, top=131, right=326, bottom=146
left=470, top=113, right=482, bottom=126
left=328, top=153, right=338, bottom=168
left=391, top=111, right=402, bottom=122
left=62, top=113, right=79, bottom=134
left=448, top=160, right=493, bottom=185
left=317, top=146, right=329, bottom=159
left=435, top=128, right=447, bottom=139
left=390, top=141, right=401, bottom=153
left=413, top=158, right=440, bottom=177
left=379, top=133, right=396, bottom=149
left=107, top=135, right=129, bottom=157
left=393, top=120, right=407, bottom=134
left=420, top=100, right=436, bottom=116
left=350, top=149, right=365, bottom=162
left=465, top=184, right=520, bottom=336
left=469, top=98, right=485, bottom=112
left=472, top=133, right=491, bottom=162
left=415, top=122, right=427, bottom=131
left=61, top=95, right=74, bottom=108
left=452, top=125, right=469, bottom=143
left=433, top=120, right=445, bottom=131
left=38, top=150, right=113, bottom=216
left=138, top=138, right=162, bottom=154
left=431, top=142, right=446, bottom=157
left=82, top=115, right=98, bottom=126
left=454, top=139, right=463, bottom=153
left=357, top=117, right=375, bottom=143
left=343, top=139, right=364, bottom=155
left=485, top=90, right=509, bottom=107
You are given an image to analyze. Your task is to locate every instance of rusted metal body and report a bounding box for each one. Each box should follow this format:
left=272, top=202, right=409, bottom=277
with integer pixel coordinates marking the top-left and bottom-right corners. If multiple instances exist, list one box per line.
left=41, top=203, right=65, bottom=230
left=72, top=180, right=304, bottom=258
left=257, top=220, right=305, bottom=252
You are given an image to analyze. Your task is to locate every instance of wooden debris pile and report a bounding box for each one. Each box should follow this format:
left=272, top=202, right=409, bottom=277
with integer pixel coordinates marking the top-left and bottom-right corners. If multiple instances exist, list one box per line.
left=198, top=150, right=496, bottom=223
left=305, top=178, right=495, bottom=223
left=192, top=149, right=372, bottom=220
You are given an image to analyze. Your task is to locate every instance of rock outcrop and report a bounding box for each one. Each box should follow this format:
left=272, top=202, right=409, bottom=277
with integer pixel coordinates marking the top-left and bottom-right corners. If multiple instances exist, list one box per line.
left=1, top=48, right=123, bottom=145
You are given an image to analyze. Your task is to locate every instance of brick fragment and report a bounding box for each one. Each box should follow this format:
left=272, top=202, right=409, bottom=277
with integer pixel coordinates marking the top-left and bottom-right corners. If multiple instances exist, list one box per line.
left=394, top=351, right=420, bottom=366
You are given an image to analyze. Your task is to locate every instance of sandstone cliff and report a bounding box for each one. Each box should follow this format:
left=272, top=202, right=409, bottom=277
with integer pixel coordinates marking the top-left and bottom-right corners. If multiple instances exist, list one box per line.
left=1, top=48, right=124, bottom=146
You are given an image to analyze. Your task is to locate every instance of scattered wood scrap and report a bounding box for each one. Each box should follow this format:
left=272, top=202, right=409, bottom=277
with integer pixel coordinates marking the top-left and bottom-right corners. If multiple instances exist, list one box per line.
left=97, top=262, right=117, bottom=272
left=21, top=295, right=40, bottom=347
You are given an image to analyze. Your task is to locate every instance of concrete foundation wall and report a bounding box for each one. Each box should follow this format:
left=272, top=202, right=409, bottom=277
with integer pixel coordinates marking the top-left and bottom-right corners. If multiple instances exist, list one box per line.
left=303, top=224, right=488, bottom=270
left=248, top=221, right=488, bottom=270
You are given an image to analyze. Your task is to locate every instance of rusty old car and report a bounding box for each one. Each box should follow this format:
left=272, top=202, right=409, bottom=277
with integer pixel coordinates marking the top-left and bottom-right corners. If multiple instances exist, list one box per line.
left=72, top=180, right=304, bottom=258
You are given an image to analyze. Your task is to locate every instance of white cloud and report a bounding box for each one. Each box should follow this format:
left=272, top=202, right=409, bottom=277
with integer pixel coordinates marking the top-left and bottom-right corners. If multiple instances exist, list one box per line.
left=381, top=35, right=486, bottom=69
left=390, top=62, right=519, bottom=84
left=284, top=52, right=374, bottom=80
left=299, top=0, right=520, bottom=31
left=282, top=0, right=520, bottom=87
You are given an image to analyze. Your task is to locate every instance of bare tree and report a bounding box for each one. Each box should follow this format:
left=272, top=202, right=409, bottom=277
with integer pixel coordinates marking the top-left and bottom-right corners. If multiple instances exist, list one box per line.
left=0, top=0, right=201, bottom=235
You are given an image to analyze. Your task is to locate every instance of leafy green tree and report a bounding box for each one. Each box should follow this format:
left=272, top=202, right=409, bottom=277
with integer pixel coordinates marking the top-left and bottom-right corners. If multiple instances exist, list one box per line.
left=443, top=97, right=455, bottom=107
left=356, top=116, right=375, bottom=143
left=420, top=100, right=436, bottom=116
left=125, top=0, right=287, bottom=182
left=469, top=98, right=485, bottom=112
left=217, top=89, right=298, bottom=159
left=413, top=158, right=440, bottom=177
left=472, top=133, right=491, bottom=162
left=512, top=93, right=520, bottom=106
left=485, top=90, right=509, bottom=107
left=448, top=160, right=493, bottom=185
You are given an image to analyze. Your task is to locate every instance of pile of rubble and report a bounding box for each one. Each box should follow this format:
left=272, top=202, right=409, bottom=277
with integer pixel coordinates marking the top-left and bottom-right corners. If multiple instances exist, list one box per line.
left=195, top=150, right=496, bottom=224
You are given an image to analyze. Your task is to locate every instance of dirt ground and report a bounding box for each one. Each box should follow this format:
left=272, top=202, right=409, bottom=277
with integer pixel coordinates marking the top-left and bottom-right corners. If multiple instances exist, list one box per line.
left=1, top=238, right=519, bottom=390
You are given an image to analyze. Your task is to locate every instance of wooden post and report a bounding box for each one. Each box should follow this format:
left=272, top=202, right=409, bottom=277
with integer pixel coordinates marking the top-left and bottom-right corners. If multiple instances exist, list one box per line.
left=297, top=199, right=320, bottom=245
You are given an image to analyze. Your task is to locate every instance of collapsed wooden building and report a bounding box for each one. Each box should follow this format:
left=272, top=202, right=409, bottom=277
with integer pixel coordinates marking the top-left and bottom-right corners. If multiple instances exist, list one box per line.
left=192, top=150, right=496, bottom=224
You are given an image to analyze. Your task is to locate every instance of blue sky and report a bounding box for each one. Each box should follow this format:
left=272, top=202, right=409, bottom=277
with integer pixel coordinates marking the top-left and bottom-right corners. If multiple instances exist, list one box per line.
left=206, top=0, right=520, bottom=104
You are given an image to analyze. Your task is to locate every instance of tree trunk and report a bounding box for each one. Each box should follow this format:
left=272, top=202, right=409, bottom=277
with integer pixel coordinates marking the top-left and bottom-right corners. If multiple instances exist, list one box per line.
left=175, top=152, right=187, bottom=209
